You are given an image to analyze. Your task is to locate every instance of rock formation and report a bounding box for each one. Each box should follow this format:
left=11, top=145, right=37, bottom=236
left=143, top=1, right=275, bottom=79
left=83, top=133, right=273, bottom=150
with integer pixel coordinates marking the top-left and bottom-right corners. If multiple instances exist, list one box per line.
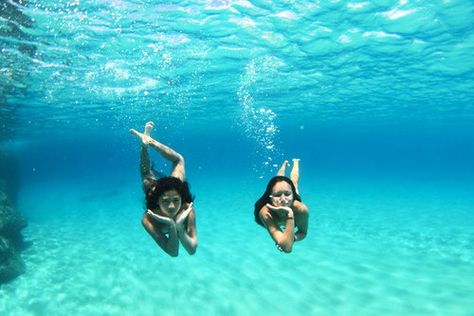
left=0, top=187, right=26, bottom=283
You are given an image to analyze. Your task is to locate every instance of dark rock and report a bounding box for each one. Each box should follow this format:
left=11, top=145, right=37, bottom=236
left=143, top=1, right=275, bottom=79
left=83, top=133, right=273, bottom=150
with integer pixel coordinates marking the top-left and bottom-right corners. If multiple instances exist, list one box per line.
left=0, top=235, right=25, bottom=283
left=0, top=189, right=27, bottom=284
left=0, top=203, right=27, bottom=242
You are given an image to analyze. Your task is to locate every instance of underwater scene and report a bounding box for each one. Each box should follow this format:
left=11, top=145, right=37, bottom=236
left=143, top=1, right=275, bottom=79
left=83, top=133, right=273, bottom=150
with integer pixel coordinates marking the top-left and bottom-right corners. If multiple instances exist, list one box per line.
left=1, top=0, right=473, bottom=315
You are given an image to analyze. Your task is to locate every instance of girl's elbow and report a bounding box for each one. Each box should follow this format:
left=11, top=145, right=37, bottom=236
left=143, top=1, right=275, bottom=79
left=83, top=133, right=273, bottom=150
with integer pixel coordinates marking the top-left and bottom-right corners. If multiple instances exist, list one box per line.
left=282, top=245, right=293, bottom=253
left=167, top=249, right=179, bottom=257
left=188, top=246, right=197, bottom=255
left=296, top=232, right=307, bottom=241
left=276, top=241, right=293, bottom=253
left=166, top=243, right=179, bottom=257
left=188, top=241, right=198, bottom=255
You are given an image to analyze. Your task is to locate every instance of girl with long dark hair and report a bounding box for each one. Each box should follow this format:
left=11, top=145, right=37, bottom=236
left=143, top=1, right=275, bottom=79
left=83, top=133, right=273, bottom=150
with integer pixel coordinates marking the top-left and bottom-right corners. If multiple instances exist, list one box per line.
left=254, top=160, right=309, bottom=253
left=130, top=122, right=197, bottom=257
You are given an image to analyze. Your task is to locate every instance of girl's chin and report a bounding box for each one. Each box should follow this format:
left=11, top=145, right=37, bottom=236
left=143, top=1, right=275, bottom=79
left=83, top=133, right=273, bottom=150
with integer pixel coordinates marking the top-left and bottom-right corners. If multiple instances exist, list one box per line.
left=159, top=209, right=177, bottom=217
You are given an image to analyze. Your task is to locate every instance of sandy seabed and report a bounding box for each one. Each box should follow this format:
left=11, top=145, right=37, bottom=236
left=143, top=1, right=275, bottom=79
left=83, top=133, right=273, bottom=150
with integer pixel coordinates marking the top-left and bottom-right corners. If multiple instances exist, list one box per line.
left=1, top=176, right=473, bottom=316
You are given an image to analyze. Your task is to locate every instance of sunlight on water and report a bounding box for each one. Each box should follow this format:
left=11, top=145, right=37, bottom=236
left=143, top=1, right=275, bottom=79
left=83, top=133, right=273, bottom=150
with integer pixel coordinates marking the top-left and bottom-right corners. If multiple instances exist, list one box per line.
left=2, top=0, right=473, bottom=140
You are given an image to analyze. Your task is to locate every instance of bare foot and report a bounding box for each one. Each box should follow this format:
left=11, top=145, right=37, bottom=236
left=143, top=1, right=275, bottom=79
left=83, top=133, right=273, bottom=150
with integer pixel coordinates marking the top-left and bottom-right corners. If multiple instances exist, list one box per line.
left=144, top=121, right=154, bottom=136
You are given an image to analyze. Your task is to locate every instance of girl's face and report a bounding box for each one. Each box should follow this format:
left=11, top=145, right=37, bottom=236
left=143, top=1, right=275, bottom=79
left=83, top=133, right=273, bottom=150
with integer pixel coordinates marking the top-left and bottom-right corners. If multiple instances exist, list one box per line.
left=158, top=189, right=182, bottom=217
left=269, top=181, right=294, bottom=207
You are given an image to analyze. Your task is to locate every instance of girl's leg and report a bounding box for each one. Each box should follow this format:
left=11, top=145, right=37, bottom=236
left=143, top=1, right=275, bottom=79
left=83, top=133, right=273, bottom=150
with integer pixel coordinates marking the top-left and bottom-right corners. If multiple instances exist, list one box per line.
left=139, top=122, right=154, bottom=184
left=131, top=121, right=186, bottom=182
left=276, top=160, right=289, bottom=176
left=290, top=158, right=300, bottom=195
left=145, top=125, right=185, bottom=181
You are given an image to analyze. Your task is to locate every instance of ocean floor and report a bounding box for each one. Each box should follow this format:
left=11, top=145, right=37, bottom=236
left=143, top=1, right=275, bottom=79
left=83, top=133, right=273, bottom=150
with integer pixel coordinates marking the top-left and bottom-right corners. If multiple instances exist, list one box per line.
left=0, top=174, right=473, bottom=316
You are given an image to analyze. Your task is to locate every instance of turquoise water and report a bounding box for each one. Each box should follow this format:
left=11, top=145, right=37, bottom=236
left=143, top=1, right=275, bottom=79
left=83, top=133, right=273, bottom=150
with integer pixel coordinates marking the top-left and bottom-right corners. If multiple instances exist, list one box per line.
left=1, top=0, right=474, bottom=315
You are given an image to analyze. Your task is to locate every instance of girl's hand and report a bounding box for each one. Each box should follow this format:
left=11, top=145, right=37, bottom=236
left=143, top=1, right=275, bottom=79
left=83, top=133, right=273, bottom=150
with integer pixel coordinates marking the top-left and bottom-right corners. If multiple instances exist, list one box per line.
left=147, top=209, right=174, bottom=225
left=266, top=203, right=293, bottom=218
left=259, top=207, right=273, bottom=223
left=176, top=203, right=193, bottom=230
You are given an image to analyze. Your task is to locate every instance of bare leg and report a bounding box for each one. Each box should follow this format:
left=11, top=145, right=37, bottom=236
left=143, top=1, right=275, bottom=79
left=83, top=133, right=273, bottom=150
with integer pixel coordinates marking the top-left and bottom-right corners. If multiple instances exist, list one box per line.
left=290, top=158, right=300, bottom=195
left=139, top=121, right=154, bottom=179
left=148, top=136, right=185, bottom=181
left=276, top=160, right=289, bottom=176
left=130, top=122, right=186, bottom=181
left=137, top=122, right=154, bottom=184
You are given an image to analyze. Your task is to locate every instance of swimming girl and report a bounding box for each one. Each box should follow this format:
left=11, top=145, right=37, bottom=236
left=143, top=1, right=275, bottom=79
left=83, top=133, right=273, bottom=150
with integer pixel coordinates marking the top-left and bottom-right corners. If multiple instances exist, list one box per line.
left=254, top=159, right=309, bottom=253
left=130, top=122, right=197, bottom=257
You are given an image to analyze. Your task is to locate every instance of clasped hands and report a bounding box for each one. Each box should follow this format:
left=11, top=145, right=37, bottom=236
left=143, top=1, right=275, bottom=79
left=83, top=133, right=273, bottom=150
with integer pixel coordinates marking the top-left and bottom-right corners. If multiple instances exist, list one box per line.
left=265, top=203, right=294, bottom=219
left=146, top=203, right=193, bottom=233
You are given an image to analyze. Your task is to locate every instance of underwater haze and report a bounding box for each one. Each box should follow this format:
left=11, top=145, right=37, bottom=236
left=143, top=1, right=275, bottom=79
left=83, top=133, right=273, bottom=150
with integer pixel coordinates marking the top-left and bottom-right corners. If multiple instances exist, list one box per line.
left=1, top=0, right=474, bottom=315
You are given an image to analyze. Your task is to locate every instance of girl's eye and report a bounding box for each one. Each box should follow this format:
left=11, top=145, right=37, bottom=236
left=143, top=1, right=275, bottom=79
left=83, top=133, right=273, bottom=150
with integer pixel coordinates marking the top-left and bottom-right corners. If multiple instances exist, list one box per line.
left=271, top=191, right=291, bottom=198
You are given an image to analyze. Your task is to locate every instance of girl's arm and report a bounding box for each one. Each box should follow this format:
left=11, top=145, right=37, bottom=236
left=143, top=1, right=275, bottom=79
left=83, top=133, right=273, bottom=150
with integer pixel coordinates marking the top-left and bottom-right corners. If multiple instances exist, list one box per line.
left=260, top=204, right=295, bottom=253
left=293, top=201, right=309, bottom=242
left=175, top=204, right=197, bottom=255
left=142, top=212, right=179, bottom=257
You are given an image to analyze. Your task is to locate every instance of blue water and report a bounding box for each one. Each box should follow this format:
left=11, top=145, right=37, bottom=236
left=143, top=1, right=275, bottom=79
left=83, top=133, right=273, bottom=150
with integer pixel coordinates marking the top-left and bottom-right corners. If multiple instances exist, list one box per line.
left=1, top=0, right=474, bottom=315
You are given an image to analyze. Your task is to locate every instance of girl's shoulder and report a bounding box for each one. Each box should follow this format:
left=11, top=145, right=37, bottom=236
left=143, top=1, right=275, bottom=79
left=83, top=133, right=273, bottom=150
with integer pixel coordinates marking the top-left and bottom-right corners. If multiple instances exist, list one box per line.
left=293, top=200, right=308, bottom=212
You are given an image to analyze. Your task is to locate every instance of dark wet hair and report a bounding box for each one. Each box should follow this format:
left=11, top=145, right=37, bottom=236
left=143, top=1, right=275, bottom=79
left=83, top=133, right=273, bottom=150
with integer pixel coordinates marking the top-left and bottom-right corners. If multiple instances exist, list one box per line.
left=146, top=176, right=194, bottom=211
left=253, top=176, right=301, bottom=227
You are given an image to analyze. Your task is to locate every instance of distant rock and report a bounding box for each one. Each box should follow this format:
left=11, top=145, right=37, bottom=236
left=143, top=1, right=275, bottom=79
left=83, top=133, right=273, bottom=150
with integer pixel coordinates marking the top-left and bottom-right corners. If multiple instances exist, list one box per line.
left=0, top=189, right=27, bottom=283
left=0, top=236, right=25, bottom=283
